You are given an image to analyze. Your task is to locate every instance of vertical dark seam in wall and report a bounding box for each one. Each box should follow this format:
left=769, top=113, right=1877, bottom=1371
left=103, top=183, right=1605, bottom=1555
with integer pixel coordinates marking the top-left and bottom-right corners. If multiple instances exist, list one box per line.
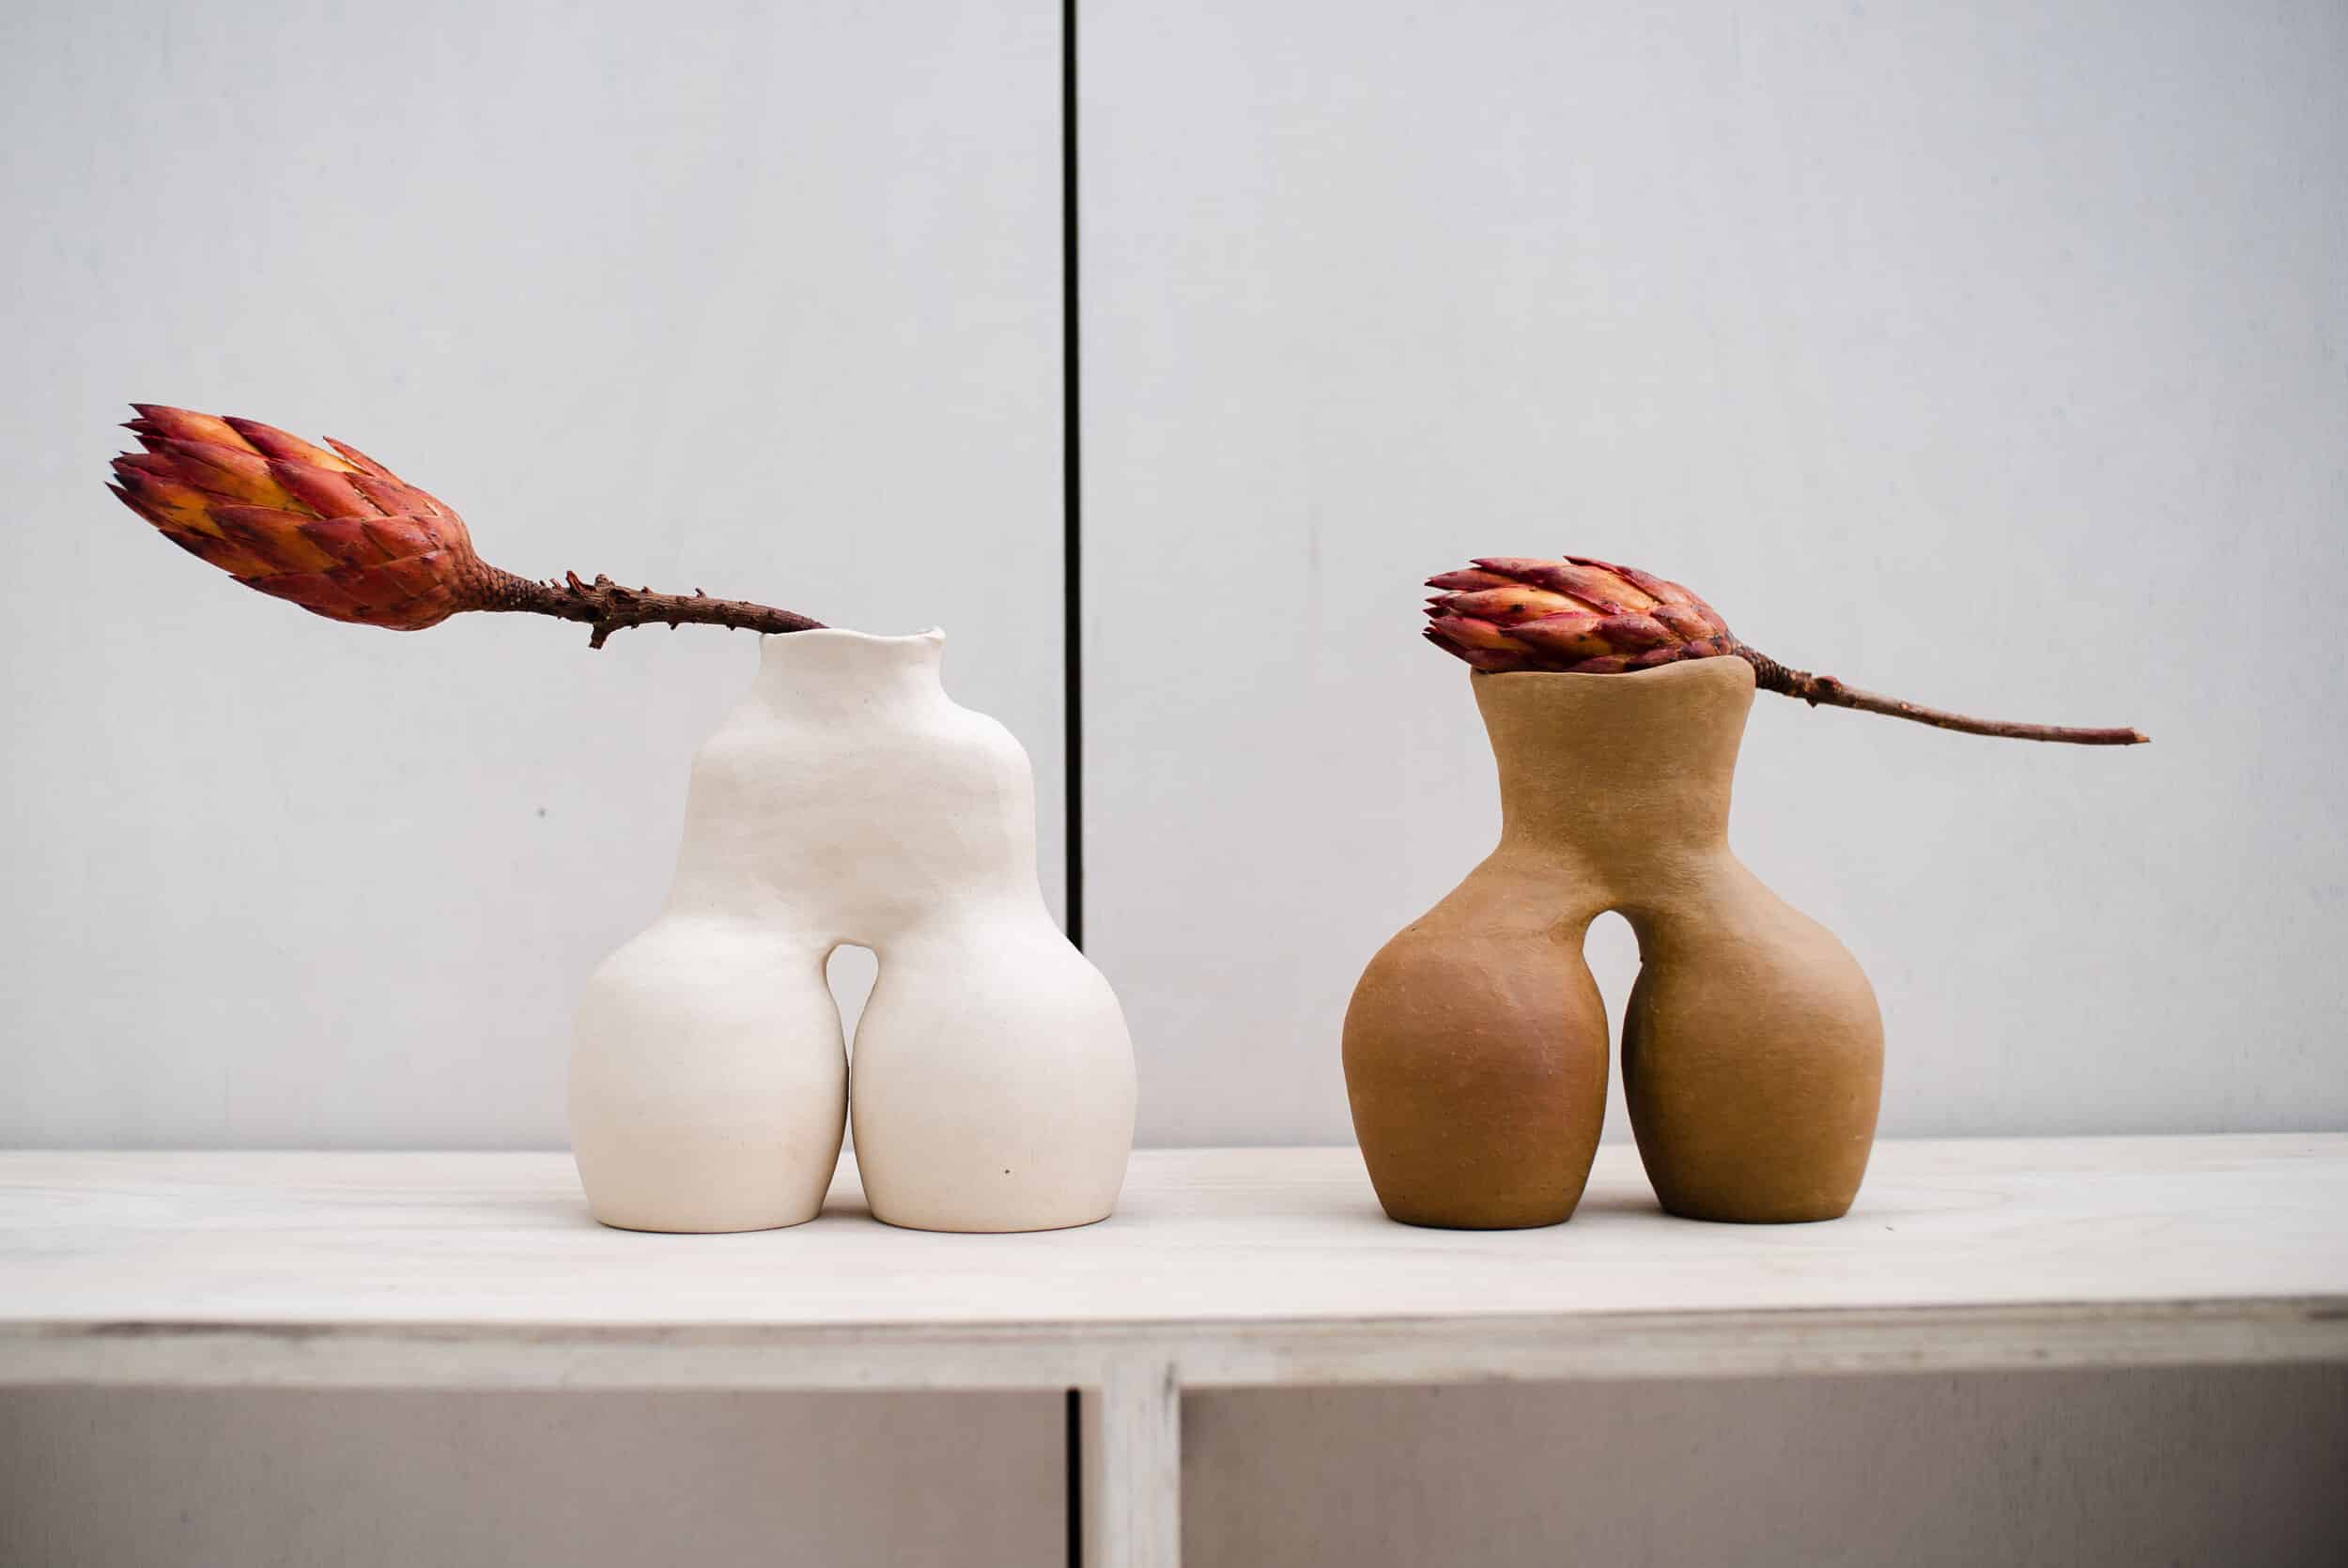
left=1061, top=0, right=1085, bottom=956
left=1062, top=4, right=1086, bottom=1566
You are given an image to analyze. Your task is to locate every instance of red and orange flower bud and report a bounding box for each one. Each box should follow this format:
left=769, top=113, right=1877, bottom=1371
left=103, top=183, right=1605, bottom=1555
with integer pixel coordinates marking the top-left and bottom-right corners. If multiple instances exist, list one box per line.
left=1424, top=556, right=1738, bottom=674
left=109, top=402, right=829, bottom=647
left=109, top=405, right=485, bottom=630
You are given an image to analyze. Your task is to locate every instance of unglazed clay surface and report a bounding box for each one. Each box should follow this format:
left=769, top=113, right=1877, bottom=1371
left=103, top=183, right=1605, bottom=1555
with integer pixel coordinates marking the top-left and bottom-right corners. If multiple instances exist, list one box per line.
left=1344, top=657, right=1883, bottom=1228
left=571, top=630, right=1135, bottom=1234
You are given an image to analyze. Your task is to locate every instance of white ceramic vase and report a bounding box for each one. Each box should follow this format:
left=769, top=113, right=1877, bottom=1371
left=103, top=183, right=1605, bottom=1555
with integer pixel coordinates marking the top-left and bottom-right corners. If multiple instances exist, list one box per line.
left=570, top=629, right=1136, bottom=1234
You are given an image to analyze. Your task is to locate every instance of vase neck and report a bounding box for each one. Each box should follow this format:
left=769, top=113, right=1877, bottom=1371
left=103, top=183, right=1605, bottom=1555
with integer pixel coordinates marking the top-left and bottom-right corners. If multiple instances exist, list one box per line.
left=750, top=627, right=948, bottom=718
left=1473, top=658, right=1753, bottom=870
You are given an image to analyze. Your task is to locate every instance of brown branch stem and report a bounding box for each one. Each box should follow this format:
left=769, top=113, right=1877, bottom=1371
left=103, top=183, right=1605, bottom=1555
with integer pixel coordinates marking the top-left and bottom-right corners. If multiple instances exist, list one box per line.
left=1736, top=645, right=2148, bottom=746
left=467, top=566, right=826, bottom=649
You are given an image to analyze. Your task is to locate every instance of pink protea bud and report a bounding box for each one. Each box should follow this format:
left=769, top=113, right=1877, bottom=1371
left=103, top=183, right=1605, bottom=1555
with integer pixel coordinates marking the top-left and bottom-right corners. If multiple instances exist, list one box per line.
left=1423, top=556, right=1736, bottom=674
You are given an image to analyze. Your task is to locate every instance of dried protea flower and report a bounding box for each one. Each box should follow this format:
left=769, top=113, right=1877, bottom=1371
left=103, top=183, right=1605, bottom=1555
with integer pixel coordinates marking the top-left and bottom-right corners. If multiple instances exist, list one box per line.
left=1426, top=556, right=1737, bottom=675
left=112, top=407, right=489, bottom=630
left=109, top=405, right=823, bottom=648
left=1426, top=554, right=2146, bottom=746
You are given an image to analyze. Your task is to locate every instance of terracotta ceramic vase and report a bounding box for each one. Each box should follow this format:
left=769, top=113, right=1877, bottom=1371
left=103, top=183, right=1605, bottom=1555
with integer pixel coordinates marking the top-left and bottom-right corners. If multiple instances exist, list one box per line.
left=571, top=629, right=1136, bottom=1235
left=1342, top=656, right=1882, bottom=1228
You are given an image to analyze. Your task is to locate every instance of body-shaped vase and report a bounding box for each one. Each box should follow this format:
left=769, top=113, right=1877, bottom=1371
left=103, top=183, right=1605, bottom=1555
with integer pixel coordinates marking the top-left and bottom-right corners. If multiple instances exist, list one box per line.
left=1342, top=656, right=1882, bottom=1228
left=571, top=629, right=1136, bottom=1234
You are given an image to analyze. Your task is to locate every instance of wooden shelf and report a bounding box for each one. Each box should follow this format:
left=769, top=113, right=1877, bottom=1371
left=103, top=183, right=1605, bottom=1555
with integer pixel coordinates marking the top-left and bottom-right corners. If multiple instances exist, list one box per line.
left=7, top=1136, right=2344, bottom=1567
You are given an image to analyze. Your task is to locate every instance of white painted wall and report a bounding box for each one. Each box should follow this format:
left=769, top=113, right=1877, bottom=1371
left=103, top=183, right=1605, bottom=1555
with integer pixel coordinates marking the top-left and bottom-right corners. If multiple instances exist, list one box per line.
left=0, top=0, right=1065, bottom=1149
left=9, top=0, right=2340, bottom=1162
left=1081, top=0, right=2348, bottom=1147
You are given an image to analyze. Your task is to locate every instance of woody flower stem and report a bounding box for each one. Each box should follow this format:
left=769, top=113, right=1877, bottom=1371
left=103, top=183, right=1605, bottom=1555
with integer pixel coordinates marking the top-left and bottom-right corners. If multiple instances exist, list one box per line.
left=471, top=567, right=826, bottom=649
left=1735, top=645, right=2149, bottom=746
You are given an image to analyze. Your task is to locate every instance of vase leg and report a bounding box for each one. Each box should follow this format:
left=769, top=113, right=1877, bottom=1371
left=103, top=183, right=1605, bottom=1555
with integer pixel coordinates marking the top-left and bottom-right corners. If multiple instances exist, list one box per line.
left=1343, top=888, right=1610, bottom=1230
left=849, top=920, right=1137, bottom=1234
left=570, top=918, right=848, bottom=1234
left=1621, top=864, right=1883, bottom=1223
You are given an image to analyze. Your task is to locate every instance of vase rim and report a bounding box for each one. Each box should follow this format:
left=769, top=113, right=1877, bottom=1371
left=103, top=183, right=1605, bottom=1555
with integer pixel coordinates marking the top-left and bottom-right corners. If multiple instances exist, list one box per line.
left=754, top=626, right=948, bottom=686
left=1468, top=656, right=1748, bottom=686
left=765, top=626, right=945, bottom=646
